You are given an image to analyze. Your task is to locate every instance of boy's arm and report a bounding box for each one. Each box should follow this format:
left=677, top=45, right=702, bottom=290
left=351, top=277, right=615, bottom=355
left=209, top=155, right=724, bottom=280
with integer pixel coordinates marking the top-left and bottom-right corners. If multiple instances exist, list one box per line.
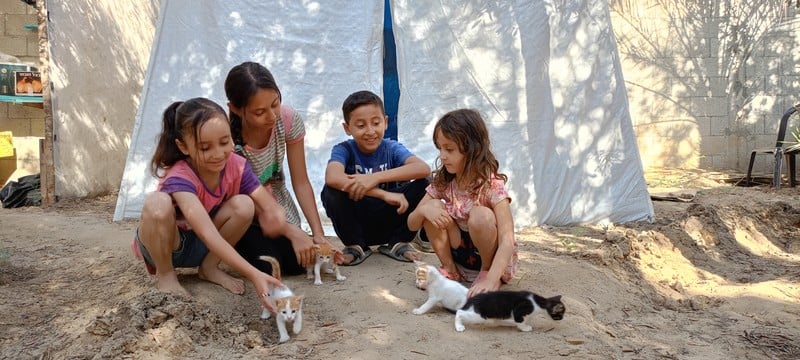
left=324, top=161, right=351, bottom=191
left=367, top=155, right=431, bottom=185
left=355, top=156, right=431, bottom=199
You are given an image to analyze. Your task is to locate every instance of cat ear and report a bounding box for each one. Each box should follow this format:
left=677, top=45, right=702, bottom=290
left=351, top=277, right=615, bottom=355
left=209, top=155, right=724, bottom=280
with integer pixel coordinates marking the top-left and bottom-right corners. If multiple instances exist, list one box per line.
left=413, top=260, right=426, bottom=266
left=552, top=295, right=562, bottom=301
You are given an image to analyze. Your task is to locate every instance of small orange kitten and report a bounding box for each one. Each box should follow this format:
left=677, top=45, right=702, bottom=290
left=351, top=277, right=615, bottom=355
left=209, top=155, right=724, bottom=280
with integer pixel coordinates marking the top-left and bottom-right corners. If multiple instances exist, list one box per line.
left=306, top=243, right=346, bottom=285
left=259, top=256, right=304, bottom=343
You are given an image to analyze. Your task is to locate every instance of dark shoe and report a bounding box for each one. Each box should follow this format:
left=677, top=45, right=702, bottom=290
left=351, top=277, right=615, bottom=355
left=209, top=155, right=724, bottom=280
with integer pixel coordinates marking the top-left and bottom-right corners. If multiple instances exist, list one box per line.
left=341, top=245, right=372, bottom=266
left=378, top=242, right=417, bottom=262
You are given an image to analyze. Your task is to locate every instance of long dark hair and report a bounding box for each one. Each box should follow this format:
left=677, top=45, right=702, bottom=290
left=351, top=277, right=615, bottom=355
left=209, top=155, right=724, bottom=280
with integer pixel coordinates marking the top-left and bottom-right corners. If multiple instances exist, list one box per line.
left=431, top=109, right=507, bottom=196
left=150, top=97, right=228, bottom=177
left=224, top=62, right=282, bottom=146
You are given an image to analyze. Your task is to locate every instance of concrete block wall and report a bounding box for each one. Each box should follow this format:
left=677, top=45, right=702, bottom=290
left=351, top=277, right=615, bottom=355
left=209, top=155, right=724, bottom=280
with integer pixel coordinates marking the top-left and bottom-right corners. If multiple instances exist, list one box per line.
left=611, top=2, right=800, bottom=174
left=0, top=0, right=44, bottom=186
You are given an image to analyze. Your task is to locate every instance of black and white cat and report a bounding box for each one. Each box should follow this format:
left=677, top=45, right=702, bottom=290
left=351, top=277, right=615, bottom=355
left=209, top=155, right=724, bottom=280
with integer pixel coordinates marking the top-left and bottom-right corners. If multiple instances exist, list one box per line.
left=411, top=262, right=468, bottom=314
left=259, top=256, right=304, bottom=343
left=455, top=290, right=565, bottom=332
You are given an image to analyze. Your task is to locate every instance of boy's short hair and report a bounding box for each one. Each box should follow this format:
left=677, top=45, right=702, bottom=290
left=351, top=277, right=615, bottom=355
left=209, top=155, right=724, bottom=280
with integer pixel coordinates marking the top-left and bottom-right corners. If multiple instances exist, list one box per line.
left=342, top=90, right=385, bottom=123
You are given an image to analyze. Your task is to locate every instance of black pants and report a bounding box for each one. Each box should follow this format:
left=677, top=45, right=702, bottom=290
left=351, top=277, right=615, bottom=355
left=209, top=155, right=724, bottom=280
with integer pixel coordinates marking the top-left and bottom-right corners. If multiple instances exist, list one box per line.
left=235, top=224, right=306, bottom=276
left=321, top=178, right=429, bottom=249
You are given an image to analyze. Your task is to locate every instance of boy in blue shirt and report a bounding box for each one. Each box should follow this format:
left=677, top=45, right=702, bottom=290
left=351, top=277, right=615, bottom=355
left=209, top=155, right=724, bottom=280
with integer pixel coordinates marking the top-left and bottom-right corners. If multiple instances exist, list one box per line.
left=322, top=90, right=431, bottom=266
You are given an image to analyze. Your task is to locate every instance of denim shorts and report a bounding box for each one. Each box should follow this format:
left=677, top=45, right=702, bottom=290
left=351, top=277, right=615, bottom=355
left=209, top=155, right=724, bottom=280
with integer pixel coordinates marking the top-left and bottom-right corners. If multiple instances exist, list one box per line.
left=135, top=226, right=210, bottom=269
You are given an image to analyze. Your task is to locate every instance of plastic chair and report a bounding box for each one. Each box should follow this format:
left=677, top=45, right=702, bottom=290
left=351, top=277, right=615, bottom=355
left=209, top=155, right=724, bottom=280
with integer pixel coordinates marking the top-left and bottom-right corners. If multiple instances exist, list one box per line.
left=745, top=104, right=800, bottom=188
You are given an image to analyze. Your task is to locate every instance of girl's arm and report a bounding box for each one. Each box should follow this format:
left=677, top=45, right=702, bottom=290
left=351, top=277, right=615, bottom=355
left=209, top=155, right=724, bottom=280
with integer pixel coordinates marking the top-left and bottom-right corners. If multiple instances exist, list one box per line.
left=172, top=191, right=282, bottom=311
left=286, top=139, right=326, bottom=243
left=407, top=193, right=434, bottom=231
left=250, top=186, right=287, bottom=238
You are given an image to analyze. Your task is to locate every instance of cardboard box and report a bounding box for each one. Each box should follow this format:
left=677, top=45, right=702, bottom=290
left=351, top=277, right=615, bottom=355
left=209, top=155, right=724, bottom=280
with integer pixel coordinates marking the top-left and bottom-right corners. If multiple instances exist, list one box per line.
left=0, top=63, right=37, bottom=96
left=14, top=71, right=42, bottom=96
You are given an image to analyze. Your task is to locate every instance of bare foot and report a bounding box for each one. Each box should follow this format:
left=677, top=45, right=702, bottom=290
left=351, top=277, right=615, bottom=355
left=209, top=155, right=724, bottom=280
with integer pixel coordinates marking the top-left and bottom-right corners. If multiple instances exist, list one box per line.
left=341, top=253, right=356, bottom=265
left=198, top=266, right=245, bottom=294
left=403, top=249, right=423, bottom=262
left=155, top=271, right=191, bottom=298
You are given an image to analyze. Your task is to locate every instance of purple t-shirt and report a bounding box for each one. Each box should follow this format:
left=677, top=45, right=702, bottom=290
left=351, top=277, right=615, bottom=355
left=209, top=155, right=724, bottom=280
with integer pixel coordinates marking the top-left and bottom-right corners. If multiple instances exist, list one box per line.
left=159, top=153, right=260, bottom=217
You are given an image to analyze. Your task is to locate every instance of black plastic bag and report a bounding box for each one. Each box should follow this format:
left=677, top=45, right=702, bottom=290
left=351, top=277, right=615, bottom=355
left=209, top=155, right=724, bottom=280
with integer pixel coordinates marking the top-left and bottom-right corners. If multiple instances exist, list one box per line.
left=0, top=174, right=40, bottom=208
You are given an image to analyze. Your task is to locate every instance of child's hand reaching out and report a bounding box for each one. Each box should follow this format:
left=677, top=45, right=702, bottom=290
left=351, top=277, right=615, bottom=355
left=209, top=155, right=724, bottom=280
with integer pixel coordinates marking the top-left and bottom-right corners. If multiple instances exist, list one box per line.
left=253, top=272, right=284, bottom=315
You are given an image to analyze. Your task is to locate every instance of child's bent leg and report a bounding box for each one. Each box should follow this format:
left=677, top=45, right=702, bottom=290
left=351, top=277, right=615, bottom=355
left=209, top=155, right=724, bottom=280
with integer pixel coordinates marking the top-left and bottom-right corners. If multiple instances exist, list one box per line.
left=423, top=219, right=459, bottom=279
left=139, top=192, right=189, bottom=297
left=199, top=194, right=253, bottom=295
left=467, top=206, right=500, bottom=294
left=468, top=206, right=498, bottom=270
left=321, top=186, right=366, bottom=265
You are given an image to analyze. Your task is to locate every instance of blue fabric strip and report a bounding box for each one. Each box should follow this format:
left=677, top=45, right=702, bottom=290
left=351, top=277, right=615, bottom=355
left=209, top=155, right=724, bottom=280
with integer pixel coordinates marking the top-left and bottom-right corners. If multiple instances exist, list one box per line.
left=383, top=0, right=400, bottom=140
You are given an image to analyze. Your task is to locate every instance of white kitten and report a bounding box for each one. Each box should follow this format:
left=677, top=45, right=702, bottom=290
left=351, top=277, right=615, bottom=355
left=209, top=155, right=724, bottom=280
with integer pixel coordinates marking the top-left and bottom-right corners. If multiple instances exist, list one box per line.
left=412, top=261, right=468, bottom=315
left=259, top=256, right=304, bottom=343
left=306, top=243, right=346, bottom=285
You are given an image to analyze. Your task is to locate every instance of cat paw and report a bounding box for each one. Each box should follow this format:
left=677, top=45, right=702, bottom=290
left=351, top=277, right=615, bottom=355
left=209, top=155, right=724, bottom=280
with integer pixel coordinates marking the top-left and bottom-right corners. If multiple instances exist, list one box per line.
left=455, top=324, right=466, bottom=332
left=412, top=308, right=424, bottom=315
left=306, top=274, right=314, bottom=280
left=314, top=280, right=323, bottom=285
left=518, top=324, right=533, bottom=332
left=336, top=275, right=346, bottom=281
left=278, top=335, right=290, bottom=343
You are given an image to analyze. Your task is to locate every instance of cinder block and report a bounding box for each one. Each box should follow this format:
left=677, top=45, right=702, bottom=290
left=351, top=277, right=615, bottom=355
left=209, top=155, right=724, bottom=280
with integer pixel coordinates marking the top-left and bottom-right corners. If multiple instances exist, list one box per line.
left=0, top=36, right=27, bottom=57
left=8, top=103, right=43, bottom=119
left=5, top=14, right=38, bottom=36
left=0, top=117, right=32, bottom=136
left=27, top=36, right=39, bottom=57
left=30, top=116, right=43, bottom=136
left=0, top=1, right=27, bottom=15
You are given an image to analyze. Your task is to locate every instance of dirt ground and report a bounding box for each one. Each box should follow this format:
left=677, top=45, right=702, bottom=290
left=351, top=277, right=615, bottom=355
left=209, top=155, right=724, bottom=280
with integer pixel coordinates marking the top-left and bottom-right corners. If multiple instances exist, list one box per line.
left=1, top=169, right=799, bottom=360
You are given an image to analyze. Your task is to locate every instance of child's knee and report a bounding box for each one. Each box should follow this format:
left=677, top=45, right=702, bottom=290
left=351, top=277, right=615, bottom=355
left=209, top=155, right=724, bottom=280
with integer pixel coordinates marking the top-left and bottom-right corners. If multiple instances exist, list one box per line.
left=468, top=206, right=495, bottom=229
left=142, top=192, right=175, bottom=221
left=227, top=194, right=255, bottom=219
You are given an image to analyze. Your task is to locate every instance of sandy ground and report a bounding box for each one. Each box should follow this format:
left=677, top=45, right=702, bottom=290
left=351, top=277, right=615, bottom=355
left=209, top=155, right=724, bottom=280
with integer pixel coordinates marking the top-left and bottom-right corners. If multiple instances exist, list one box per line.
left=1, top=169, right=799, bottom=360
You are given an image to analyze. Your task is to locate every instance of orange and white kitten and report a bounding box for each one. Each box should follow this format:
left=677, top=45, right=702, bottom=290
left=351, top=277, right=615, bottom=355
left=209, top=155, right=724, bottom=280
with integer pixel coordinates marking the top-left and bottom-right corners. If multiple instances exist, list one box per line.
left=259, top=256, right=304, bottom=343
left=306, top=243, right=346, bottom=285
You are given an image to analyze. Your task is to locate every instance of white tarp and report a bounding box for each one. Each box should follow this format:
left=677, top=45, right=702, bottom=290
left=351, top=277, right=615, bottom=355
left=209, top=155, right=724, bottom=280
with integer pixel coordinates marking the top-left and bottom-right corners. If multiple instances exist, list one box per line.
left=114, top=0, right=654, bottom=227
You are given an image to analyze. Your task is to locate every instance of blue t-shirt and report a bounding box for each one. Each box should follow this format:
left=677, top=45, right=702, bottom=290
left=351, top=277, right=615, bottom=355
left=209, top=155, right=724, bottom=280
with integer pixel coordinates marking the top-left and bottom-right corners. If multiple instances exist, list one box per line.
left=327, top=139, right=413, bottom=192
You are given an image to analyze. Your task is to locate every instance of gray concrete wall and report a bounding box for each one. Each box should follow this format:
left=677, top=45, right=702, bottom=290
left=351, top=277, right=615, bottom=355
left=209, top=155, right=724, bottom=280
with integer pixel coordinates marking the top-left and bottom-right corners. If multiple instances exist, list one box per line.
left=610, top=1, right=800, bottom=173
left=48, top=0, right=160, bottom=197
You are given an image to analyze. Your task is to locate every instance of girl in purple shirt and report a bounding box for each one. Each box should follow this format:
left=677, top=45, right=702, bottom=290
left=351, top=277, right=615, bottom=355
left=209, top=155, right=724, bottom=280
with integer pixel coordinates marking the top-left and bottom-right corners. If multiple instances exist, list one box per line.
left=132, top=97, right=284, bottom=314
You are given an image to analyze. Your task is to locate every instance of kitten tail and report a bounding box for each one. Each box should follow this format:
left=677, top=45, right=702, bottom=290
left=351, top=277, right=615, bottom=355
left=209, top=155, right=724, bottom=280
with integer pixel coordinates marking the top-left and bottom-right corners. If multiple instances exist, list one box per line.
left=258, top=255, right=282, bottom=280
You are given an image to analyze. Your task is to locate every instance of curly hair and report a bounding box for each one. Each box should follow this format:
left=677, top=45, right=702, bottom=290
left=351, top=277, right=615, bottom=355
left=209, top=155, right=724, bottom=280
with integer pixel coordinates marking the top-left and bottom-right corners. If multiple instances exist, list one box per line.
left=430, top=109, right=507, bottom=197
